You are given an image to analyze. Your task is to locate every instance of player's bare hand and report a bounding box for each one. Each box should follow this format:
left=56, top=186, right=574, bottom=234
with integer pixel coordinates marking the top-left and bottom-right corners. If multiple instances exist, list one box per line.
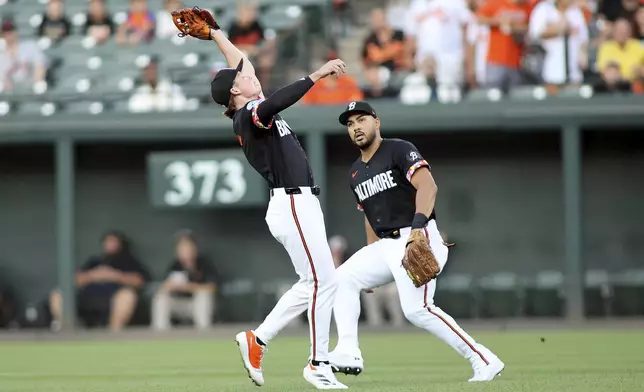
left=311, top=59, right=347, bottom=81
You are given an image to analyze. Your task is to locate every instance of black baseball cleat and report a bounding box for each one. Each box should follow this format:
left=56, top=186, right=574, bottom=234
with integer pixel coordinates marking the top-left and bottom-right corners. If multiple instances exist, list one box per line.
left=329, top=351, right=364, bottom=376
left=331, top=365, right=363, bottom=376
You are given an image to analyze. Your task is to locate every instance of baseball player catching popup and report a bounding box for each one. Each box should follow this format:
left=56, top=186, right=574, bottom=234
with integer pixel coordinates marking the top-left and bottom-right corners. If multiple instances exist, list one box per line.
left=329, top=101, right=505, bottom=382
left=171, top=7, right=348, bottom=390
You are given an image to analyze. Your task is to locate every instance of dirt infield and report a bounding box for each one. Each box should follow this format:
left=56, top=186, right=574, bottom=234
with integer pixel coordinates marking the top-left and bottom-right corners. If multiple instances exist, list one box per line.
left=2, top=318, right=644, bottom=342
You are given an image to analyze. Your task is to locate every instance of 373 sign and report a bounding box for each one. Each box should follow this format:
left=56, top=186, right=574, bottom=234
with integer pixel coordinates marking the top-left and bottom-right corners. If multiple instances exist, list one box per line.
left=147, top=150, right=267, bottom=208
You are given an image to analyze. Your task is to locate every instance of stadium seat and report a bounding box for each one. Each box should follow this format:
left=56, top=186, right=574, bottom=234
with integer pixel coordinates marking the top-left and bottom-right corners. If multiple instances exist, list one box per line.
left=399, top=73, right=431, bottom=105
left=584, top=269, right=613, bottom=317
left=464, top=88, right=503, bottom=102
left=218, top=278, right=260, bottom=323
left=508, top=85, right=548, bottom=101
left=524, top=270, right=565, bottom=317
left=611, top=269, right=644, bottom=316
left=98, top=71, right=140, bottom=95
left=112, top=100, right=132, bottom=113
left=477, top=272, right=523, bottom=318
left=0, top=100, right=12, bottom=117
left=259, top=5, right=303, bottom=31
left=51, top=72, right=97, bottom=95
left=552, top=85, right=594, bottom=99
left=435, top=273, right=477, bottom=319
left=64, top=101, right=106, bottom=116
left=16, top=101, right=59, bottom=117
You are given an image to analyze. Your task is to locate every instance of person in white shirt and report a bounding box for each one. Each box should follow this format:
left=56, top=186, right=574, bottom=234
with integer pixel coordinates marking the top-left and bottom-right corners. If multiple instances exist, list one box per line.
left=0, top=19, right=47, bottom=93
left=465, top=0, right=490, bottom=88
left=156, top=0, right=183, bottom=39
left=405, top=0, right=473, bottom=87
left=128, top=57, right=187, bottom=113
left=529, top=0, right=589, bottom=94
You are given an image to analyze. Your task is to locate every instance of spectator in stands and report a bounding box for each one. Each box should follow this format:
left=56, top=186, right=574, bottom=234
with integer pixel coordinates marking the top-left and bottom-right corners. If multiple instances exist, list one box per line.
left=156, top=0, right=183, bottom=39
left=635, top=4, right=644, bottom=42
left=37, top=0, right=71, bottom=45
left=227, top=3, right=275, bottom=90
left=529, top=0, right=589, bottom=95
left=128, top=56, right=187, bottom=113
left=117, top=0, right=156, bottom=46
left=477, top=0, right=532, bottom=92
left=302, top=50, right=364, bottom=105
left=386, top=0, right=411, bottom=32
left=466, top=0, right=491, bottom=88
left=362, top=282, right=405, bottom=327
left=152, top=230, right=218, bottom=330
left=361, top=8, right=407, bottom=98
left=597, top=18, right=644, bottom=81
left=329, top=235, right=348, bottom=268
left=84, top=0, right=115, bottom=45
left=331, top=0, right=356, bottom=38
left=0, top=18, right=47, bottom=94
left=405, top=0, right=473, bottom=89
left=48, top=230, right=150, bottom=331
left=598, top=0, right=641, bottom=34
left=593, top=60, right=634, bottom=92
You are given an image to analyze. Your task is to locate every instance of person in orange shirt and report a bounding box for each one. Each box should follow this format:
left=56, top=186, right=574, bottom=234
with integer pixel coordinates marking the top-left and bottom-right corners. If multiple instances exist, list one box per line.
left=302, top=52, right=365, bottom=105
left=117, top=0, right=156, bottom=45
left=477, top=0, right=532, bottom=91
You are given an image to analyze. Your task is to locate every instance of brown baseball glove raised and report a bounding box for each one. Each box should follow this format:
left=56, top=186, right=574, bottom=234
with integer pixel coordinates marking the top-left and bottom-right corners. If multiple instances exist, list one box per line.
left=171, top=6, right=220, bottom=40
left=402, top=229, right=441, bottom=287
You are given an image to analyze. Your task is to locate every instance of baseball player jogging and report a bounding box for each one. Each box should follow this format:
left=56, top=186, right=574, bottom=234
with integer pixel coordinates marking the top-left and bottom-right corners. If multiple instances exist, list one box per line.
left=329, top=101, right=505, bottom=382
left=171, top=7, right=348, bottom=390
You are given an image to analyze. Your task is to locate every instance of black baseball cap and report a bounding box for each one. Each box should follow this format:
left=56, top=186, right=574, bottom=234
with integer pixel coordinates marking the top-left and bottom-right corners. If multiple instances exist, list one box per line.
left=338, top=101, right=378, bottom=125
left=211, top=59, right=244, bottom=106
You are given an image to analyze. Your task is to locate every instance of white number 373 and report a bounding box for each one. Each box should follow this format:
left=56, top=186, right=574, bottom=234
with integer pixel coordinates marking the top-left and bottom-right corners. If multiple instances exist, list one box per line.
left=163, top=159, right=247, bottom=206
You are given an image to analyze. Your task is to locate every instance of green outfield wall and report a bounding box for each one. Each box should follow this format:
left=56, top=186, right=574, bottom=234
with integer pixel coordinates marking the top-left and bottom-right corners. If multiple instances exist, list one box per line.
left=1, top=96, right=643, bottom=325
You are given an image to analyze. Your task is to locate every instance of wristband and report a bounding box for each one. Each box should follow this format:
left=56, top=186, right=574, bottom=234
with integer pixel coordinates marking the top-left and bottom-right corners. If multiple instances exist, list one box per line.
left=411, top=213, right=429, bottom=229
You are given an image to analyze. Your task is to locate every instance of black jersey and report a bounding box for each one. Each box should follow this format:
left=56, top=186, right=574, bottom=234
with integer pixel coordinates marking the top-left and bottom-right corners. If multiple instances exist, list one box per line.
left=349, top=138, right=436, bottom=238
left=233, top=98, right=314, bottom=189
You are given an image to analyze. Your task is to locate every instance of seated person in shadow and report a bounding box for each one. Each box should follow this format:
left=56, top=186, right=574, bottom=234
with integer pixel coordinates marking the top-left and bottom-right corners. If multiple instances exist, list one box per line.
left=49, top=230, right=150, bottom=331
left=152, top=230, right=218, bottom=330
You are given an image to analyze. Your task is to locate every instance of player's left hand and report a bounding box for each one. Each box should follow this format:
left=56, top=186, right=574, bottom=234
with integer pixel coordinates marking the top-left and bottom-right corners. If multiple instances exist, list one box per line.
left=315, top=59, right=348, bottom=79
left=401, top=229, right=441, bottom=287
left=171, top=6, right=220, bottom=40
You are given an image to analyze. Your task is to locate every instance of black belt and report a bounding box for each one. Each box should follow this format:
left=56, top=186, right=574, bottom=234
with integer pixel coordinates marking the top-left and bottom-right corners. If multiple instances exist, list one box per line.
left=270, top=186, right=320, bottom=197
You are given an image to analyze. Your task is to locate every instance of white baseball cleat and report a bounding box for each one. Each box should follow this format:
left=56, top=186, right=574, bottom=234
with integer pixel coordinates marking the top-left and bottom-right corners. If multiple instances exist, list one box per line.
left=468, top=345, right=505, bottom=382
left=235, top=330, right=266, bottom=386
left=303, top=362, right=349, bottom=389
left=329, top=351, right=364, bottom=376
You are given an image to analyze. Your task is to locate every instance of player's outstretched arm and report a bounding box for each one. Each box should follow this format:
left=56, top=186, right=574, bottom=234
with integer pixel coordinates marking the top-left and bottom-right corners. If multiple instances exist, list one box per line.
left=254, top=59, right=347, bottom=126
left=171, top=7, right=257, bottom=76
left=209, top=29, right=257, bottom=76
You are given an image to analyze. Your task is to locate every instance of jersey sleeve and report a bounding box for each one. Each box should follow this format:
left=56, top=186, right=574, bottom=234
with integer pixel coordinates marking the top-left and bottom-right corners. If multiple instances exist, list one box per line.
left=245, top=99, right=275, bottom=130
left=392, top=140, right=430, bottom=183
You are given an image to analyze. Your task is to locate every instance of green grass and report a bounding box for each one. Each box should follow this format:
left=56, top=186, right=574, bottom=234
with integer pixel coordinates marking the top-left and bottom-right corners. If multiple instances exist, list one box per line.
left=1, top=330, right=643, bottom=391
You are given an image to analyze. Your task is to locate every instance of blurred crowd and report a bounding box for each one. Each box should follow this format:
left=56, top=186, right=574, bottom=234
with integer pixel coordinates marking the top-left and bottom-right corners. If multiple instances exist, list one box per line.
left=2, top=0, right=644, bottom=113
left=305, top=0, right=644, bottom=105
left=0, top=0, right=276, bottom=112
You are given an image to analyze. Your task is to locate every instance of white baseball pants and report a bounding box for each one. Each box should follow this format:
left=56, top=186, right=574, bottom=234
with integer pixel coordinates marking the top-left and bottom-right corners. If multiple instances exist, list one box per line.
left=333, top=220, right=492, bottom=367
left=254, top=187, right=337, bottom=362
